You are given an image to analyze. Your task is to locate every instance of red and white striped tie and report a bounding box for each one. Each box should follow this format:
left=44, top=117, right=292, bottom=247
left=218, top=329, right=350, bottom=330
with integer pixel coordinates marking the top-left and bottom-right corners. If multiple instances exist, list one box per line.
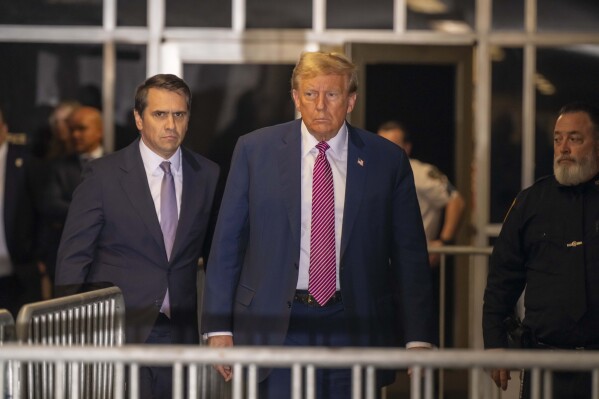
left=308, top=141, right=336, bottom=306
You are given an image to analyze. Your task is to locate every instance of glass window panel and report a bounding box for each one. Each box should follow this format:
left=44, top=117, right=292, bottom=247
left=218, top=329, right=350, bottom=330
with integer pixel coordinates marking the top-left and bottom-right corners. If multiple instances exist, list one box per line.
left=327, top=0, right=393, bottom=29
left=0, top=43, right=146, bottom=155
left=492, top=0, right=523, bottom=31
left=114, top=45, right=147, bottom=150
left=0, top=43, right=103, bottom=154
left=181, top=64, right=295, bottom=179
left=406, top=0, right=474, bottom=32
left=246, top=0, right=311, bottom=29
left=535, top=46, right=599, bottom=180
left=166, top=0, right=231, bottom=28
left=0, top=1, right=102, bottom=26
left=538, top=0, right=599, bottom=32
left=117, top=0, right=147, bottom=27
left=490, top=47, right=523, bottom=223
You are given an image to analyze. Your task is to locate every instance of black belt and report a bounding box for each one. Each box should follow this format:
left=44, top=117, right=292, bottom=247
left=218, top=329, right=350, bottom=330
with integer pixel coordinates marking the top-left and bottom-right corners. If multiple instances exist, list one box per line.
left=294, top=290, right=342, bottom=307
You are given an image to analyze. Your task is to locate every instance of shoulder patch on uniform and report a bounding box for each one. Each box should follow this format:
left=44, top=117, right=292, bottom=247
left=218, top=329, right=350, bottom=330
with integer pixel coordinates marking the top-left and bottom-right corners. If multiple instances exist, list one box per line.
left=427, top=165, right=446, bottom=182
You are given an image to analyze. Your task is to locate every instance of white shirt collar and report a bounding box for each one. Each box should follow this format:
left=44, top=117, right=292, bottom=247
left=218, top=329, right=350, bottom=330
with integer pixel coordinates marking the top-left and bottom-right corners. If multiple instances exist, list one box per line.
left=300, top=121, right=348, bottom=160
left=79, top=146, right=104, bottom=162
left=138, top=138, right=182, bottom=176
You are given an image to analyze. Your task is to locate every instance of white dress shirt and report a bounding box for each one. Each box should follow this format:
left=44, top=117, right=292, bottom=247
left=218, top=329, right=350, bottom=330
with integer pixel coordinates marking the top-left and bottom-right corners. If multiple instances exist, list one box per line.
left=139, top=139, right=182, bottom=317
left=138, top=140, right=183, bottom=220
left=296, top=121, right=347, bottom=290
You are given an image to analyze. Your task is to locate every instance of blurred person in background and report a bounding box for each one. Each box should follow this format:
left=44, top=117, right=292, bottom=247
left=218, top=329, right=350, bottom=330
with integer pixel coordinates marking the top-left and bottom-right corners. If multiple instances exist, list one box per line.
left=41, top=106, right=104, bottom=289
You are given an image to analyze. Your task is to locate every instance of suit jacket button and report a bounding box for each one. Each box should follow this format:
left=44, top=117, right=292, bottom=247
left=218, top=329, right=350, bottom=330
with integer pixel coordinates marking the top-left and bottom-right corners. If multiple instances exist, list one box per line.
left=287, top=301, right=292, bottom=309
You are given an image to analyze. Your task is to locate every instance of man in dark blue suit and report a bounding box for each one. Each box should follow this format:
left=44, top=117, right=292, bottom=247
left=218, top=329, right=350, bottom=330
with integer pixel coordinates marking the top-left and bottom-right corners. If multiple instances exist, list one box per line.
left=55, top=74, right=220, bottom=398
left=0, top=107, right=40, bottom=316
left=202, top=51, right=436, bottom=398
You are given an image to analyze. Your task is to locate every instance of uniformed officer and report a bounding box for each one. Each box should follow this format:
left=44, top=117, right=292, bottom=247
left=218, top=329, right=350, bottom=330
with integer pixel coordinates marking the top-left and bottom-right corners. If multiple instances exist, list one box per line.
left=483, top=102, right=599, bottom=399
left=377, top=121, right=465, bottom=266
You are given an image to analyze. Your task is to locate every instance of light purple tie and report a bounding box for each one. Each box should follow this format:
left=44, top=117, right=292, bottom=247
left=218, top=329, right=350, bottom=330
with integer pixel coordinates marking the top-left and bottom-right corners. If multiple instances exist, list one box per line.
left=159, top=161, right=177, bottom=317
left=308, top=141, right=336, bottom=306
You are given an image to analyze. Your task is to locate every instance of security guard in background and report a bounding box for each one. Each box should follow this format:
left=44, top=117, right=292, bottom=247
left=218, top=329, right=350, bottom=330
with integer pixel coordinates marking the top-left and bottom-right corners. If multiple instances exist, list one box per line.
left=483, top=102, right=599, bottom=399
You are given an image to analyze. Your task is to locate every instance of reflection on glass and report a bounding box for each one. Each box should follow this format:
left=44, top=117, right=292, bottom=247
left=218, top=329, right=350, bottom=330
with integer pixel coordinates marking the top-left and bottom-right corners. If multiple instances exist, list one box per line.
left=492, top=0, right=523, bottom=31
left=536, top=46, right=599, bottom=179
left=0, top=1, right=102, bottom=26
left=247, top=0, right=311, bottom=29
left=538, top=0, right=599, bottom=32
left=406, top=0, right=474, bottom=31
left=490, top=47, right=523, bottom=223
left=0, top=43, right=146, bottom=154
left=327, top=0, right=393, bottom=29
left=114, top=45, right=146, bottom=150
left=0, top=43, right=103, bottom=152
left=181, top=64, right=295, bottom=180
left=117, top=0, right=146, bottom=27
left=166, top=0, right=231, bottom=28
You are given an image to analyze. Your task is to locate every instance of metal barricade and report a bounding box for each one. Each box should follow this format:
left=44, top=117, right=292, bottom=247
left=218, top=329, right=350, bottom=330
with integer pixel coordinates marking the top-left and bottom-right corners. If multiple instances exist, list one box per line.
left=1, top=309, right=16, bottom=399
left=1, top=345, right=599, bottom=399
left=15, top=287, right=125, bottom=399
left=0, top=309, right=15, bottom=343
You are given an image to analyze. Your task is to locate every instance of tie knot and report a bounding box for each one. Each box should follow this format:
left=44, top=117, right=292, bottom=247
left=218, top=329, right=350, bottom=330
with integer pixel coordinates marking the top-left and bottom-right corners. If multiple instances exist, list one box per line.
left=316, top=141, right=330, bottom=154
left=160, top=161, right=172, bottom=175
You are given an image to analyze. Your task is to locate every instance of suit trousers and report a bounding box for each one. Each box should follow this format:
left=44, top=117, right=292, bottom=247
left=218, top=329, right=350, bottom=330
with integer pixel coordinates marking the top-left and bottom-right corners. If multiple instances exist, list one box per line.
left=140, top=313, right=174, bottom=399
left=521, top=368, right=592, bottom=399
left=0, top=274, right=19, bottom=316
left=258, top=297, right=383, bottom=399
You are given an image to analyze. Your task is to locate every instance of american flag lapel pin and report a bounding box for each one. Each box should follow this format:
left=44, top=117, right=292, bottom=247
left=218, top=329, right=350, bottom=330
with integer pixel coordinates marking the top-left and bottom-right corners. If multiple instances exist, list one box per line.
left=357, top=158, right=364, bottom=167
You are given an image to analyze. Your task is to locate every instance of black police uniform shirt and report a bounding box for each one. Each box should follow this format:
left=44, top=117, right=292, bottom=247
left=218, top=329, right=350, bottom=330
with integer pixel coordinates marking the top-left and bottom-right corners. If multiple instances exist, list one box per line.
left=483, top=173, right=599, bottom=349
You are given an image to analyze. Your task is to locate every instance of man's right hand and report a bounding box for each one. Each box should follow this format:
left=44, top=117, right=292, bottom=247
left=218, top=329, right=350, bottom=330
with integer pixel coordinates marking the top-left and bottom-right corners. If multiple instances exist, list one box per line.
left=207, top=335, right=234, bottom=382
left=489, top=368, right=511, bottom=391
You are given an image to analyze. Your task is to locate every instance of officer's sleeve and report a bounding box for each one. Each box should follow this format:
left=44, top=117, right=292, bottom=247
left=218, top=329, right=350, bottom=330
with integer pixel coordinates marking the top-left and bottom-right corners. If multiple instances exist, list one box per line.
left=482, top=194, right=528, bottom=349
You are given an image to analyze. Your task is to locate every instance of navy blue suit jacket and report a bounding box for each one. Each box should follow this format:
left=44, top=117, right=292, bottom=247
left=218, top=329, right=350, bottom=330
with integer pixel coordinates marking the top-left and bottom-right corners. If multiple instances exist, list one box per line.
left=4, top=143, right=37, bottom=267
left=56, top=138, right=219, bottom=344
left=202, top=120, right=435, bottom=352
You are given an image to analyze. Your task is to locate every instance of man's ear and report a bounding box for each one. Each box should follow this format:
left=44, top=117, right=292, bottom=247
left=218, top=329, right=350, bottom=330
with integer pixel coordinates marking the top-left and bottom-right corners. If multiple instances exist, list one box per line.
left=134, top=109, right=143, bottom=131
left=291, top=90, right=300, bottom=110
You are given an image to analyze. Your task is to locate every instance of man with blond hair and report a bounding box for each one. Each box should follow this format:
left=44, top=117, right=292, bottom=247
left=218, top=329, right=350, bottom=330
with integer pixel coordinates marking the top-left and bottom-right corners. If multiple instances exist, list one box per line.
left=203, top=51, right=435, bottom=398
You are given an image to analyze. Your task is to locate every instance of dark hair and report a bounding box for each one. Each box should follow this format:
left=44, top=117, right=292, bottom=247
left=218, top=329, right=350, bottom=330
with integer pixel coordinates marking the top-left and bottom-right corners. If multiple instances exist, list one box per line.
left=558, top=102, right=599, bottom=140
left=377, top=120, right=412, bottom=143
left=134, top=74, right=191, bottom=117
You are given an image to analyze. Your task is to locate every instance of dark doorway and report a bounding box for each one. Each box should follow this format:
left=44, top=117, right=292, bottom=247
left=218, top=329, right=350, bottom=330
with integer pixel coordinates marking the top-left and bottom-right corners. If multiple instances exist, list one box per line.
left=348, top=43, right=473, bottom=399
left=364, top=63, right=456, bottom=182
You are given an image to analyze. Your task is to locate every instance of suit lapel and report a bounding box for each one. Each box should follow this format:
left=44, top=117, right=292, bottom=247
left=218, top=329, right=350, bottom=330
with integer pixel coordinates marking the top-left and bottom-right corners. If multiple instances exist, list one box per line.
left=341, top=125, right=367, bottom=259
left=119, top=139, right=166, bottom=256
left=4, top=145, right=19, bottom=243
left=277, top=120, right=302, bottom=248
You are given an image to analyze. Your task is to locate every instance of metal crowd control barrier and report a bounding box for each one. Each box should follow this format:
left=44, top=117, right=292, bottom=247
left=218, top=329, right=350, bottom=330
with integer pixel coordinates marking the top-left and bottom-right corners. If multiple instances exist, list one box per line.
left=428, top=245, right=493, bottom=350
left=0, top=309, right=15, bottom=343
left=1, top=345, right=599, bottom=399
left=14, top=287, right=125, bottom=399
left=1, top=309, right=16, bottom=399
